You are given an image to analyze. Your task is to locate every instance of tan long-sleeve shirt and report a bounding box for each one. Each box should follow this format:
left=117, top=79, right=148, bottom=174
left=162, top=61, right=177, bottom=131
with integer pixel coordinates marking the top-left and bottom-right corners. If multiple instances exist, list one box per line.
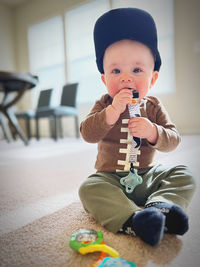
left=80, top=94, right=180, bottom=172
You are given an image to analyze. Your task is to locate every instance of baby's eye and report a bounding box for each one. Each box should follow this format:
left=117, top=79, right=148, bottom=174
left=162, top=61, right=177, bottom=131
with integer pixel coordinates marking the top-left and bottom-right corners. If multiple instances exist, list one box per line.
left=112, top=69, right=120, bottom=74
left=133, top=68, right=142, bottom=73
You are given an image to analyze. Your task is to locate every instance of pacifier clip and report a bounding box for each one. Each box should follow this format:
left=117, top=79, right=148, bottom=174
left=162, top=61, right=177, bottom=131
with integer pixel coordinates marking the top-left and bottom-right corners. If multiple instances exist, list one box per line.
left=120, top=90, right=142, bottom=193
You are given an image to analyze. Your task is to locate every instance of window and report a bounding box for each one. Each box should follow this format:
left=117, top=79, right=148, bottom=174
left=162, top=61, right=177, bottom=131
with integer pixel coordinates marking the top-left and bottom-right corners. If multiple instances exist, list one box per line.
left=65, top=0, right=110, bottom=104
left=66, top=0, right=174, bottom=103
left=28, top=16, right=65, bottom=107
left=28, top=0, right=174, bottom=105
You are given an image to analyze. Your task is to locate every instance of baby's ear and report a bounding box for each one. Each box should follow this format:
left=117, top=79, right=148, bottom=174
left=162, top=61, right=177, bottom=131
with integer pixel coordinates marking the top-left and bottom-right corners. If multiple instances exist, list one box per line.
left=101, top=74, right=106, bottom=86
left=150, top=71, right=159, bottom=88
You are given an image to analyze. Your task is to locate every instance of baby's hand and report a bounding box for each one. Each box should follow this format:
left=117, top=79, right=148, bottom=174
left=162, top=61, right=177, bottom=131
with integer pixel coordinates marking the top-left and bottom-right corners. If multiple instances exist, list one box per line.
left=128, top=117, right=158, bottom=144
left=106, top=89, right=132, bottom=125
left=112, top=89, right=133, bottom=115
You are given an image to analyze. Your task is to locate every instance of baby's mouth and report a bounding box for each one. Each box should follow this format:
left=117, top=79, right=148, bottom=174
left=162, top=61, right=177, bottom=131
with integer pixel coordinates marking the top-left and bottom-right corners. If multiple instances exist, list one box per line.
left=128, top=88, right=138, bottom=94
left=121, top=87, right=135, bottom=91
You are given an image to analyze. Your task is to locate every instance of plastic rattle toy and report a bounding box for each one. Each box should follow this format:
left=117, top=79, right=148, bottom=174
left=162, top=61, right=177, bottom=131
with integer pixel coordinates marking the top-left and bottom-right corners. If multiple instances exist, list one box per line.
left=69, top=228, right=119, bottom=257
left=69, top=229, right=137, bottom=267
left=98, top=257, right=136, bottom=267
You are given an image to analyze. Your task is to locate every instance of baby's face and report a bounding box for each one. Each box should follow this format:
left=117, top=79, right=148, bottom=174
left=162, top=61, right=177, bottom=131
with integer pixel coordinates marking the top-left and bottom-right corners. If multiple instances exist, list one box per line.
left=101, top=39, right=158, bottom=100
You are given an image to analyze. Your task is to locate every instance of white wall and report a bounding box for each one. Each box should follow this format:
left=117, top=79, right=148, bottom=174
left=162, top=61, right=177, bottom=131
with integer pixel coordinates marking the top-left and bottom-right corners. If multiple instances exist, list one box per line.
left=0, top=3, right=16, bottom=71
left=0, top=3, right=16, bottom=139
left=160, top=0, right=200, bottom=134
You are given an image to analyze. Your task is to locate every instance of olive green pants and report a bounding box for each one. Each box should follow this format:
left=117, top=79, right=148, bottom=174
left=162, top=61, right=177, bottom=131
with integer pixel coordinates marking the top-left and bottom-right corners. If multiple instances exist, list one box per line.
left=79, top=164, right=196, bottom=233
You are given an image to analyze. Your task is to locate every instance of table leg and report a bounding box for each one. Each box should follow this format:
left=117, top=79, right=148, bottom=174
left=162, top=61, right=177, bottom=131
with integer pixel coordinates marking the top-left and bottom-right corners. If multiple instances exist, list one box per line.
left=6, top=109, right=28, bottom=145
left=0, top=83, right=30, bottom=145
left=0, top=112, right=12, bottom=142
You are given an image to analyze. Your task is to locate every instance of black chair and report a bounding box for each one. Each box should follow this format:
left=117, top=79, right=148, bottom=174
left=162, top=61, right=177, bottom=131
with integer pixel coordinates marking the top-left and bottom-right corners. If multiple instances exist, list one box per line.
left=35, top=83, right=79, bottom=140
left=16, top=88, right=53, bottom=139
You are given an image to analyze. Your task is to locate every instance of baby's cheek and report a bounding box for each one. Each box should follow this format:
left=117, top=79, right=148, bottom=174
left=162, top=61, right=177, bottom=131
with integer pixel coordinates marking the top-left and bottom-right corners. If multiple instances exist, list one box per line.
left=109, top=89, right=118, bottom=98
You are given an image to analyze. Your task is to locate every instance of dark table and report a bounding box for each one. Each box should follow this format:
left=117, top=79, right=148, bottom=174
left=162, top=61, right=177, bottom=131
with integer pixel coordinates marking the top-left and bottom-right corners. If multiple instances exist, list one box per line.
left=0, top=71, right=38, bottom=145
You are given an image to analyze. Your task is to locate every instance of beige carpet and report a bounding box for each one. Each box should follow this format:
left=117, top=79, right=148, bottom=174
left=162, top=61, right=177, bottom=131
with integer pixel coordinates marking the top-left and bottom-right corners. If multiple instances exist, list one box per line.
left=0, top=202, right=185, bottom=267
left=0, top=136, right=200, bottom=266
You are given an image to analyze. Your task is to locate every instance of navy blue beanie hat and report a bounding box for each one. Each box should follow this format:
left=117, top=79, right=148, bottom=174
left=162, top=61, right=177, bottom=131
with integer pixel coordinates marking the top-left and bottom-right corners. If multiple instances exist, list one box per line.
left=94, top=8, right=161, bottom=73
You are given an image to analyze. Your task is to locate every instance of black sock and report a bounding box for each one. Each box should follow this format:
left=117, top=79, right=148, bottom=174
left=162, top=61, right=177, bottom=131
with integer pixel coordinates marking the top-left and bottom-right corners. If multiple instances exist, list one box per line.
left=118, top=215, right=136, bottom=236
left=119, top=208, right=165, bottom=246
left=145, top=202, right=189, bottom=235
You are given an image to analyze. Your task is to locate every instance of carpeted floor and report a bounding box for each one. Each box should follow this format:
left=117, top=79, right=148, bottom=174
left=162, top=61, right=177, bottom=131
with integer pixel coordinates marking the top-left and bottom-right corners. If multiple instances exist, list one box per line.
left=0, top=135, right=200, bottom=266
left=0, top=202, right=184, bottom=267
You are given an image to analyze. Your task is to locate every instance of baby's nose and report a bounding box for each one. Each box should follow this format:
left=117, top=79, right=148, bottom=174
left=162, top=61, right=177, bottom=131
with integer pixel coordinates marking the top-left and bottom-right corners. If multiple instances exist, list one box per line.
left=120, top=73, right=133, bottom=82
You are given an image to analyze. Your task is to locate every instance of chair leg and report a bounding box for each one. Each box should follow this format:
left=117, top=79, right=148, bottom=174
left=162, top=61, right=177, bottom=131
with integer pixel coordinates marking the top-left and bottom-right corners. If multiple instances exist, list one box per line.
left=58, top=117, right=63, bottom=138
left=25, top=117, right=31, bottom=140
left=52, top=116, right=58, bottom=141
left=36, top=117, right=40, bottom=140
left=49, top=118, right=54, bottom=139
left=75, top=116, right=80, bottom=138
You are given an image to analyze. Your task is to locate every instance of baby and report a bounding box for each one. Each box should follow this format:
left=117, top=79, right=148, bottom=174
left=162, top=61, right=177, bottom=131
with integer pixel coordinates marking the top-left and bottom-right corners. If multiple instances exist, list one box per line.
left=79, top=8, right=196, bottom=246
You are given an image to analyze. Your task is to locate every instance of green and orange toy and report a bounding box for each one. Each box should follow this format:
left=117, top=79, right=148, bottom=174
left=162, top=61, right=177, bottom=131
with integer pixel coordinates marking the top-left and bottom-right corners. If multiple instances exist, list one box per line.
left=69, top=228, right=136, bottom=267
